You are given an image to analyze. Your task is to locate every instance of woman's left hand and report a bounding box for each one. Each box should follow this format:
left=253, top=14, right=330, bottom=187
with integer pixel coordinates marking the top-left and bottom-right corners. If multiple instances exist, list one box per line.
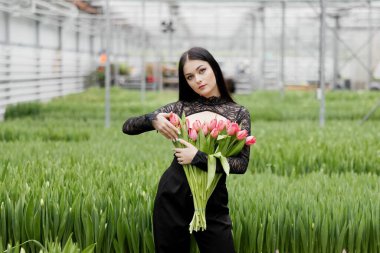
left=173, top=139, right=198, bottom=165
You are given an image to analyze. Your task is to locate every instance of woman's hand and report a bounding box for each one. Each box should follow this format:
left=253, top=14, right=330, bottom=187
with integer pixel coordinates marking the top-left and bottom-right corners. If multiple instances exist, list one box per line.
left=152, top=112, right=179, bottom=141
left=173, top=139, right=198, bottom=165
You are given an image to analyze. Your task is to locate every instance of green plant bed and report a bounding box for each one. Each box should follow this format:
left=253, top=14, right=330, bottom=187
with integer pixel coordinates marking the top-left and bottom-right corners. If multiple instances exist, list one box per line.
left=0, top=87, right=379, bottom=252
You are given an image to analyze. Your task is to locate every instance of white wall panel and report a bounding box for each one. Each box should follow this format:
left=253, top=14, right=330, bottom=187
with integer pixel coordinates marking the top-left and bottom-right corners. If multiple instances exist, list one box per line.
left=0, top=12, right=6, bottom=42
left=62, top=29, right=76, bottom=50
left=93, top=36, right=102, bottom=54
left=79, top=33, right=90, bottom=52
left=40, top=23, right=59, bottom=48
left=9, top=16, right=36, bottom=46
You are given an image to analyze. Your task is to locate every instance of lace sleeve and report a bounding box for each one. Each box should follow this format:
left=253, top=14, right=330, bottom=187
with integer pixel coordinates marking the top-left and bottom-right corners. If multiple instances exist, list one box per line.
left=191, top=106, right=251, bottom=174
left=122, top=101, right=180, bottom=135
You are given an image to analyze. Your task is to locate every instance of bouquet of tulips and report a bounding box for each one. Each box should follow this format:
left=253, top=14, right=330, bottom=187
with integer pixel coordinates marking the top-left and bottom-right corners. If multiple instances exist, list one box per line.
left=170, top=112, right=256, bottom=233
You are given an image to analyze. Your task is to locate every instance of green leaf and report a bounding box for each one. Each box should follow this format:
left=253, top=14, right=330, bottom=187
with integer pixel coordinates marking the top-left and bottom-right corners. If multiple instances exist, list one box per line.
left=321, top=216, right=328, bottom=253
left=219, top=156, right=230, bottom=176
left=207, top=155, right=216, bottom=190
left=82, top=243, right=96, bottom=253
left=217, top=134, right=228, bottom=141
left=226, top=139, right=245, bottom=156
left=198, top=128, right=205, bottom=151
left=221, top=136, right=232, bottom=155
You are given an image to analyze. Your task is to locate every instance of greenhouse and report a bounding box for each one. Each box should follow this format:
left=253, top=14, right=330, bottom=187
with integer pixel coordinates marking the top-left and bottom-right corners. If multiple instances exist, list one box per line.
left=0, top=0, right=379, bottom=252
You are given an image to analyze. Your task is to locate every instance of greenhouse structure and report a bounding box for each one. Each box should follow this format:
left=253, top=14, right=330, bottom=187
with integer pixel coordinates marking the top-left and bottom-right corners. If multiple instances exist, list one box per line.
left=1, top=0, right=380, bottom=120
left=0, top=0, right=379, bottom=252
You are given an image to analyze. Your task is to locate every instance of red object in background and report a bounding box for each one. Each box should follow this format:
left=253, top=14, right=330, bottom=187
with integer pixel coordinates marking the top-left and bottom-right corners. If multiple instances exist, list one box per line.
left=146, top=76, right=155, bottom=83
left=99, top=53, right=107, bottom=65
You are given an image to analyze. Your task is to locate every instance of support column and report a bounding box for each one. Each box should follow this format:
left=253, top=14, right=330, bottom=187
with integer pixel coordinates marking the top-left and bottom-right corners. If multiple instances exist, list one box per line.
left=58, top=20, right=63, bottom=96
left=140, top=0, right=146, bottom=102
left=90, top=27, right=95, bottom=76
left=105, top=0, right=111, bottom=128
left=260, top=6, right=266, bottom=90
left=280, top=1, right=286, bottom=97
left=249, top=12, right=256, bottom=91
left=4, top=12, right=10, bottom=115
left=114, top=30, right=120, bottom=87
left=76, top=20, right=80, bottom=93
left=368, top=0, right=373, bottom=88
left=214, top=4, right=219, bottom=51
left=319, top=0, right=326, bottom=127
left=35, top=20, right=41, bottom=100
left=332, top=15, right=340, bottom=90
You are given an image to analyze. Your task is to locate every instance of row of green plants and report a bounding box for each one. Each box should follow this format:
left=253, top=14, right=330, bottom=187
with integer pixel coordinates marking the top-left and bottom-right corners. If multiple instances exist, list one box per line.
left=0, top=88, right=379, bottom=252
left=1, top=119, right=378, bottom=175
left=0, top=163, right=379, bottom=252
left=4, top=88, right=380, bottom=122
left=0, top=235, right=95, bottom=253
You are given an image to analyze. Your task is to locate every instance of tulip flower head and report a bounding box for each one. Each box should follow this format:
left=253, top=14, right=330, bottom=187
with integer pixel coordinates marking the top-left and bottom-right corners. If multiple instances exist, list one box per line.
left=208, top=119, right=217, bottom=131
left=192, top=120, right=202, bottom=132
left=236, top=129, right=248, bottom=140
left=245, top=136, right=256, bottom=146
left=226, top=120, right=231, bottom=129
left=227, top=122, right=240, bottom=136
left=188, top=128, right=198, bottom=141
left=201, top=123, right=209, bottom=136
left=217, top=120, right=226, bottom=131
left=210, top=128, right=219, bottom=139
left=169, top=112, right=180, bottom=127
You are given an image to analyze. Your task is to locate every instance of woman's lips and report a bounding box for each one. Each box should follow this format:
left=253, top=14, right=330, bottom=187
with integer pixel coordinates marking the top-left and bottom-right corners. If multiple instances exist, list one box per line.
left=199, top=84, right=206, bottom=89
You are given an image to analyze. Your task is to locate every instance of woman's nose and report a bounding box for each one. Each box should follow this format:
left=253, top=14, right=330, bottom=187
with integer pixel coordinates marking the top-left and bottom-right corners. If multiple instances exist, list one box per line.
left=195, top=75, right=202, bottom=83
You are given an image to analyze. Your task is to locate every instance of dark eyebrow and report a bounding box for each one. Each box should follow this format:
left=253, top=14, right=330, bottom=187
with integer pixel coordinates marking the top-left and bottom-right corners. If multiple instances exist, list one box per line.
left=185, top=65, right=204, bottom=76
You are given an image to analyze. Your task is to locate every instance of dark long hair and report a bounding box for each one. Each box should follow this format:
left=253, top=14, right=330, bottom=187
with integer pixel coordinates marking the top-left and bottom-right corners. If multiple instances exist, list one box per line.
left=178, top=47, right=234, bottom=103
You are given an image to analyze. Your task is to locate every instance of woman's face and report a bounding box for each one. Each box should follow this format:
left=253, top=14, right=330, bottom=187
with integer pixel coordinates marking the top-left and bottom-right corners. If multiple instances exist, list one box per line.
left=183, top=59, right=220, bottom=98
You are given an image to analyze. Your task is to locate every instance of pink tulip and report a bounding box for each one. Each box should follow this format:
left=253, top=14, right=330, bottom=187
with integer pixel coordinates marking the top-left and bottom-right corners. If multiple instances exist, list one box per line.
left=210, top=128, right=219, bottom=139
left=202, top=123, right=209, bottom=135
left=245, top=136, right=256, bottom=146
left=217, top=120, right=226, bottom=131
left=226, top=120, right=231, bottom=129
left=188, top=128, right=198, bottom=141
left=227, top=123, right=239, bottom=136
left=232, top=122, right=240, bottom=131
left=169, top=112, right=180, bottom=127
left=192, top=120, right=202, bottom=132
left=208, top=119, right=217, bottom=131
left=236, top=129, right=248, bottom=140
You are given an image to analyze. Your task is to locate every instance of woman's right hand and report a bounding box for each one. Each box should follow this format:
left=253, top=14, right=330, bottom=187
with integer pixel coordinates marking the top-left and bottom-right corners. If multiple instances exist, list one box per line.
left=152, top=112, right=179, bottom=141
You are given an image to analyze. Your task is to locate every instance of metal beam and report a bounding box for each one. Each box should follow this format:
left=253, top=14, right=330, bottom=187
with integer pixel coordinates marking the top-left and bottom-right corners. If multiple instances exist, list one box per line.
left=249, top=11, right=256, bottom=91
left=367, top=0, right=373, bottom=88
left=4, top=11, right=9, bottom=44
left=339, top=26, right=380, bottom=73
left=280, top=1, right=286, bottom=97
left=36, top=20, right=40, bottom=48
left=332, top=15, right=340, bottom=89
left=307, top=3, right=376, bottom=79
left=319, top=0, right=326, bottom=127
left=105, top=0, right=111, bottom=128
left=58, top=20, right=62, bottom=50
left=260, top=5, right=266, bottom=90
left=89, top=0, right=370, bottom=3
left=140, top=0, right=146, bottom=102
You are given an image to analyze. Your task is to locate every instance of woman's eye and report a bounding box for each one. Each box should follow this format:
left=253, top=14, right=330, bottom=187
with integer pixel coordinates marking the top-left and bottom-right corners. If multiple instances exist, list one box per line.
left=187, top=76, right=193, bottom=81
left=199, top=68, right=206, bottom=74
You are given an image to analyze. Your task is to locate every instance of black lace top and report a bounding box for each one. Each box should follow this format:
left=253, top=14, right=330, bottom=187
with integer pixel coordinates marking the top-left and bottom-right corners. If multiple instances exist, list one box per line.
left=122, top=95, right=251, bottom=174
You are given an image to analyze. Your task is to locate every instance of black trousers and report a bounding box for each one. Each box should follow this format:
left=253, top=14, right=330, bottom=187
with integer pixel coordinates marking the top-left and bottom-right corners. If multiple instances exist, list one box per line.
left=153, top=160, right=235, bottom=253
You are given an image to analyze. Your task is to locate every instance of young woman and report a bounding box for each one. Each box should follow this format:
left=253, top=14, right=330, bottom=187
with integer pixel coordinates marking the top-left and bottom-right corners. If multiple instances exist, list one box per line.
left=122, top=47, right=251, bottom=253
